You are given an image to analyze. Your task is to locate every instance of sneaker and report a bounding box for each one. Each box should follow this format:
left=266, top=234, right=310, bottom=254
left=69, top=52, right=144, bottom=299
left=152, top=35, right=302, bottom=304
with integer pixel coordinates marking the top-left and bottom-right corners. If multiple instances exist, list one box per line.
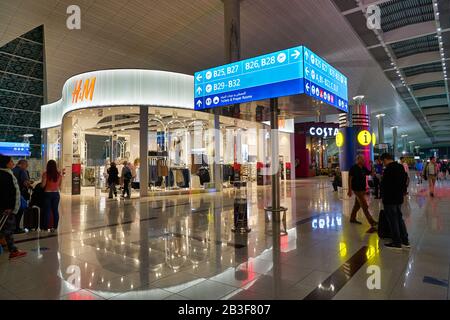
left=9, top=250, right=27, bottom=260
left=385, top=243, right=402, bottom=250
left=350, top=220, right=362, bottom=225
left=402, top=242, right=411, bottom=249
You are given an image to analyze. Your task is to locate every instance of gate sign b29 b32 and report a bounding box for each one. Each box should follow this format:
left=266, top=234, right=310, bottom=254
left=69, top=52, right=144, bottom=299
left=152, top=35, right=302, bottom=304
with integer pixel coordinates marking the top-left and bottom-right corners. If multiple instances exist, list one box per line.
left=194, top=46, right=348, bottom=113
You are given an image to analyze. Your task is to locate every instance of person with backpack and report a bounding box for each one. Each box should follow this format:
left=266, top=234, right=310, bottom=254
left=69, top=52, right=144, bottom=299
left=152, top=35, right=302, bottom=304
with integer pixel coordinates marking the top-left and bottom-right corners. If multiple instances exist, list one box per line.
left=423, top=156, right=438, bottom=197
left=0, top=154, right=27, bottom=259
left=121, top=161, right=132, bottom=199
left=41, top=160, right=62, bottom=232
left=107, top=162, right=119, bottom=199
left=380, top=153, right=410, bottom=250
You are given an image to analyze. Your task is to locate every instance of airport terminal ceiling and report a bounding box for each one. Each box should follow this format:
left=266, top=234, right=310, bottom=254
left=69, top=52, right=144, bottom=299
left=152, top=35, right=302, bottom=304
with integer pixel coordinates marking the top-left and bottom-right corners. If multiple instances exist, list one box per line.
left=0, top=0, right=449, bottom=147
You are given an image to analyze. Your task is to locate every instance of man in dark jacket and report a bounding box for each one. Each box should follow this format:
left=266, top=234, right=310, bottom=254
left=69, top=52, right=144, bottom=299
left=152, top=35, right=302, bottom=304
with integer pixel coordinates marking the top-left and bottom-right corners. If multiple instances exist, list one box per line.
left=380, top=153, right=410, bottom=250
left=0, top=154, right=27, bottom=259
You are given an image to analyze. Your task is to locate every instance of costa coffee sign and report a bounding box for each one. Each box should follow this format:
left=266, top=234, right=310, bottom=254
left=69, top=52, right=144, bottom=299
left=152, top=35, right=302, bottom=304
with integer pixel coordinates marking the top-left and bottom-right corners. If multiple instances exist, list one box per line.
left=308, top=126, right=339, bottom=138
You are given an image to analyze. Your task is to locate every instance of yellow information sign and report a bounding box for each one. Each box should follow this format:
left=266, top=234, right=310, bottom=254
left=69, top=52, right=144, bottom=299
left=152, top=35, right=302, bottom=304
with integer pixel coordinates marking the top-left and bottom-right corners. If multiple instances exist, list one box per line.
left=336, top=131, right=344, bottom=147
left=357, top=130, right=372, bottom=146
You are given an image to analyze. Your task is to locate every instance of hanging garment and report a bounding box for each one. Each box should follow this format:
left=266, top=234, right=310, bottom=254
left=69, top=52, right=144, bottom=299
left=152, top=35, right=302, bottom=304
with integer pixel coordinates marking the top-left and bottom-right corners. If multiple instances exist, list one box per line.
left=157, top=159, right=169, bottom=177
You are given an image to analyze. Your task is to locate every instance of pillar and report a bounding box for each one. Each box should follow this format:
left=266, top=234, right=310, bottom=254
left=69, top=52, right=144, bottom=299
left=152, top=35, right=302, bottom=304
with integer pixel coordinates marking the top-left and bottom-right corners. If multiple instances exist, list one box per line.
left=401, top=134, right=408, bottom=154
left=213, top=114, right=223, bottom=191
left=270, top=98, right=281, bottom=220
left=224, top=0, right=241, bottom=63
left=140, top=106, right=149, bottom=197
left=61, top=116, right=73, bottom=194
left=392, top=126, right=398, bottom=160
left=376, top=114, right=385, bottom=144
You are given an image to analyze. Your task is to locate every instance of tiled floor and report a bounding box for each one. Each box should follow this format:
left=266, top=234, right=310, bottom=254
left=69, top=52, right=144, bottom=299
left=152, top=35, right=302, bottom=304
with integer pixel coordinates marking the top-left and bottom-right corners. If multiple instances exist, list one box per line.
left=1, top=176, right=449, bottom=300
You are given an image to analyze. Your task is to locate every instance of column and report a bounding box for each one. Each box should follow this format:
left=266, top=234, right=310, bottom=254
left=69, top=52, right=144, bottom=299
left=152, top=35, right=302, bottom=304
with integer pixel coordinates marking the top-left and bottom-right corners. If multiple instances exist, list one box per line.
left=213, top=114, right=223, bottom=191
left=392, top=126, right=398, bottom=160
left=376, top=113, right=385, bottom=144
left=401, top=134, right=408, bottom=154
left=270, top=98, right=281, bottom=220
left=409, top=141, right=415, bottom=154
left=140, top=106, right=149, bottom=197
left=41, top=128, right=48, bottom=169
left=224, top=0, right=241, bottom=63
left=61, top=116, right=73, bottom=194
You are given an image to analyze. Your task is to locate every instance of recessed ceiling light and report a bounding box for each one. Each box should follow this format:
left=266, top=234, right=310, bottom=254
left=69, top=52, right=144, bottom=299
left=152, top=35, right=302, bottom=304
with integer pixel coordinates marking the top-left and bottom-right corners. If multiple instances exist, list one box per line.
left=438, top=28, right=441, bottom=32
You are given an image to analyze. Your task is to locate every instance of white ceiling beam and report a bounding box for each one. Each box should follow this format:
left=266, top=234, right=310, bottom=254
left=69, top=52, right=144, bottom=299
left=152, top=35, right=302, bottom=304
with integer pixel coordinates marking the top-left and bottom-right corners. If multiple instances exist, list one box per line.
left=414, top=86, right=447, bottom=97
left=342, top=0, right=391, bottom=15
left=406, top=72, right=444, bottom=86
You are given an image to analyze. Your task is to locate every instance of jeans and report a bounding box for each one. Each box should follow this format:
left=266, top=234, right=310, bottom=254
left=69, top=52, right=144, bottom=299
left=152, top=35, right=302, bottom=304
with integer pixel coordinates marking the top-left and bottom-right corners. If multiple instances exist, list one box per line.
left=108, top=182, right=117, bottom=198
left=384, top=204, right=409, bottom=245
left=44, top=192, right=60, bottom=229
left=123, top=180, right=131, bottom=198
left=0, top=214, right=17, bottom=252
left=351, top=191, right=376, bottom=226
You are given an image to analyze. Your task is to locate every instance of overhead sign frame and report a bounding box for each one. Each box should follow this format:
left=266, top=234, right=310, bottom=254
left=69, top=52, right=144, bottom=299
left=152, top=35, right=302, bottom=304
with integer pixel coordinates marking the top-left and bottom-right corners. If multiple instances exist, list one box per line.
left=194, top=46, right=348, bottom=113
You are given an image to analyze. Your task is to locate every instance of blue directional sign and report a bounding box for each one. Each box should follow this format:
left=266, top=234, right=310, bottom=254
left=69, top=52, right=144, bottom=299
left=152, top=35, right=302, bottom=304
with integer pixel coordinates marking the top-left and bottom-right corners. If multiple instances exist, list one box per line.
left=0, top=142, right=30, bottom=157
left=303, top=47, right=348, bottom=112
left=195, top=46, right=305, bottom=110
left=194, top=46, right=348, bottom=113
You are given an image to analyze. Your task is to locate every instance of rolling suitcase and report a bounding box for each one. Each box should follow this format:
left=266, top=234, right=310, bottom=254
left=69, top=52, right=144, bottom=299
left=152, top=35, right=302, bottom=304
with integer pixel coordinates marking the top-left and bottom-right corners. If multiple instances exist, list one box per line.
left=23, top=206, right=41, bottom=231
left=377, top=209, right=391, bottom=239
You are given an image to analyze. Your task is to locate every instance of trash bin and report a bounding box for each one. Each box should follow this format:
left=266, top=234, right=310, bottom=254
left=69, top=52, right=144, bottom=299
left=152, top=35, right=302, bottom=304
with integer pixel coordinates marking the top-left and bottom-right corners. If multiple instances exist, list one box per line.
left=232, top=181, right=251, bottom=233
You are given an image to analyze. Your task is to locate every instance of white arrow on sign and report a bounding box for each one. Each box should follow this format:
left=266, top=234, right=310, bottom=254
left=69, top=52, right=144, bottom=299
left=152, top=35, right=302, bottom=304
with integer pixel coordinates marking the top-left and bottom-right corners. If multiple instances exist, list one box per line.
left=305, top=67, right=310, bottom=76
left=291, top=50, right=301, bottom=60
left=306, top=83, right=310, bottom=92
left=196, top=100, right=202, bottom=107
left=196, top=74, right=202, bottom=82
left=196, top=87, right=202, bottom=95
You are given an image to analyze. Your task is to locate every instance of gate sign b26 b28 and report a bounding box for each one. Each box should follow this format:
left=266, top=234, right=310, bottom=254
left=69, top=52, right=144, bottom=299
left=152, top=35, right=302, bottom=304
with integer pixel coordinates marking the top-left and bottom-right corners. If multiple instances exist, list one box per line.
left=194, top=46, right=348, bottom=113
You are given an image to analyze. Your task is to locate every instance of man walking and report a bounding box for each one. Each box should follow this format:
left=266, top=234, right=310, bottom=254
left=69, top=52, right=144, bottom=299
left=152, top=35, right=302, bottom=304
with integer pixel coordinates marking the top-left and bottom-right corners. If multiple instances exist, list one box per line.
left=348, top=155, right=378, bottom=232
left=121, top=161, right=132, bottom=199
left=380, top=153, right=410, bottom=250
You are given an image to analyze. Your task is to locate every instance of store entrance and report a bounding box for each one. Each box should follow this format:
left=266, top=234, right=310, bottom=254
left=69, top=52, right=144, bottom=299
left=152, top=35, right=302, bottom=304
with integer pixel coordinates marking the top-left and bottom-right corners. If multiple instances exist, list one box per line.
left=62, top=105, right=292, bottom=197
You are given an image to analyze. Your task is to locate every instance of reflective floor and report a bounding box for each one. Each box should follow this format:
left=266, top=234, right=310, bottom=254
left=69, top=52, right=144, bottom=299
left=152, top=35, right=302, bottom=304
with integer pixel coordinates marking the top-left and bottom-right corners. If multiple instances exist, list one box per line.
left=1, top=176, right=449, bottom=300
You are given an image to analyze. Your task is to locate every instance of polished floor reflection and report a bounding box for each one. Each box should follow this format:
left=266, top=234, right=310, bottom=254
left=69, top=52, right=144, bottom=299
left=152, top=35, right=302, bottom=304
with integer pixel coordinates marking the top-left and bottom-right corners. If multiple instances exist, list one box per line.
left=1, top=176, right=449, bottom=300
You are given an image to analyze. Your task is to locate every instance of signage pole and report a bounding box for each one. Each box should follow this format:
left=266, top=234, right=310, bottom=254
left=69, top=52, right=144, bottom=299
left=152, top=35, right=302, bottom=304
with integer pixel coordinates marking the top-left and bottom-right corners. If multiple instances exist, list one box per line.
left=139, top=106, right=149, bottom=197
left=271, top=98, right=280, bottom=214
left=265, top=98, right=287, bottom=223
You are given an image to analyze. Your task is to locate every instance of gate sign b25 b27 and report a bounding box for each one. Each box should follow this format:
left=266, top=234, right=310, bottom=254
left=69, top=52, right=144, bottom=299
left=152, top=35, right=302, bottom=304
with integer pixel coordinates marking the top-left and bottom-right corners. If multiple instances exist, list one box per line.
left=194, top=46, right=348, bottom=113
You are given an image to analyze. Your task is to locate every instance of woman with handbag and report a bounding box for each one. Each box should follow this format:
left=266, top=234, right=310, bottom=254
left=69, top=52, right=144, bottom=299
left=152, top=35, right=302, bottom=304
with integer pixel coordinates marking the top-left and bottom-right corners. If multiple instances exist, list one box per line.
left=0, top=154, right=27, bottom=259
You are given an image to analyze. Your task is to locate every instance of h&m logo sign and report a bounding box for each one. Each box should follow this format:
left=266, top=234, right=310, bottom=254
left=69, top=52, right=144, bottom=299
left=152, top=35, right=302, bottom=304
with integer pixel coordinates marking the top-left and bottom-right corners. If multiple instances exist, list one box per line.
left=72, top=77, right=96, bottom=104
